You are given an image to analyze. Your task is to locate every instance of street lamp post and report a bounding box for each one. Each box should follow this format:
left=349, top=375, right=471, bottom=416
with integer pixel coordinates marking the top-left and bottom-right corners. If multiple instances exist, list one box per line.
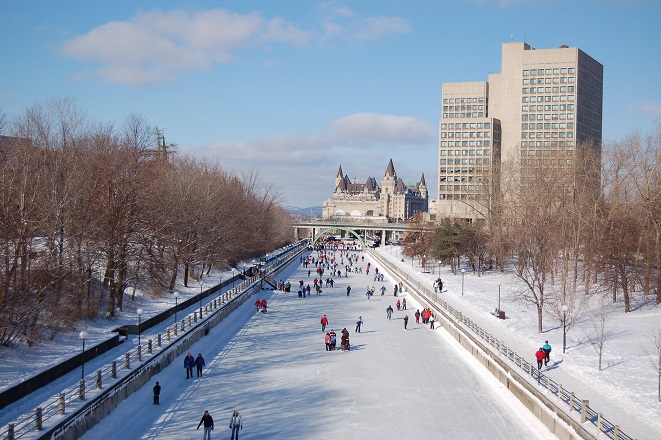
left=79, top=330, right=89, bottom=380
left=199, top=281, right=204, bottom=313
left=461, top=269, right=465, bottom=296
left=137, top=308, right=143, bottom=346
left=173, top=291, right=179, bottom=323
left=497, top=283, right=501, bottom=315
left=562, top=304, right=569, bottom=353
left=231, top=268, right=236, bottom=288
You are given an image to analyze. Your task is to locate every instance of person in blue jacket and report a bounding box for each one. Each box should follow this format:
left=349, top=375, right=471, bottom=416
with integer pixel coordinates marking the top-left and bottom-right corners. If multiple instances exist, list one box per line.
left=542, top=341, right=552, bottom=366
left=184, top=352, right=195, bottom=379
left=195, top=353, right=206, bottom=377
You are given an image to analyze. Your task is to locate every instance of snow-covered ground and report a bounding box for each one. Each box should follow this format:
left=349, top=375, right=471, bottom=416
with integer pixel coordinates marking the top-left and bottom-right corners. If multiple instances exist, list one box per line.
left=1, top=245, right=659, bottom=439
left=376, top=245, right=661, bottom=440
left=81, top=250, right=555, bottom=440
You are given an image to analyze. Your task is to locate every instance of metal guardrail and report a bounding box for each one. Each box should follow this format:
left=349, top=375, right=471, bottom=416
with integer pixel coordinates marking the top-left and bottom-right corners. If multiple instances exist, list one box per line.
left=368, top=250, right=635, bottom=440
left=1, top=241, right=309, bottom=440
left=0, top=281, right=255, bottom=440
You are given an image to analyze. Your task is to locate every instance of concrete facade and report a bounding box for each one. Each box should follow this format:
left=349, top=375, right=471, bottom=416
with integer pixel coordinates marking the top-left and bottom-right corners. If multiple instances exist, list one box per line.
left=436, top=42, right=603, bottom=220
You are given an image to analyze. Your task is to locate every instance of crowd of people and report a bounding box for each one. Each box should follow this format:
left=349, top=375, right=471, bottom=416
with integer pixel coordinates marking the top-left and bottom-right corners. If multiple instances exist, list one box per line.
left=157, top=238, right=445, bottom=438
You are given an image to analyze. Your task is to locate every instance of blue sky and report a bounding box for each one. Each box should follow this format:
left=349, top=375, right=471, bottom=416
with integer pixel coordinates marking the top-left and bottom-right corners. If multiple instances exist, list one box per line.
left=1, top=0, right=660, bottom=208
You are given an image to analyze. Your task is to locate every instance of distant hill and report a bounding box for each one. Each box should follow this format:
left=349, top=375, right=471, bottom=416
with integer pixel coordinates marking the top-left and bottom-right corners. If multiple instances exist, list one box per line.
left=286, top=206, right=322, bottom=219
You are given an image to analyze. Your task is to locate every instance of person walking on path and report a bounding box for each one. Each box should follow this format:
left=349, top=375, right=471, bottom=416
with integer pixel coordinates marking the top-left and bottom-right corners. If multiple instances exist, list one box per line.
left=415, top=309, right=420, bottom=324
left=184, top=352, right=195, bottom=379
left=153, top=381, right=161, bottom=405
left=355, top=316, right=363, bottom=333
left=321, top=315, right=329, bottom=331
left=402, top=298, right=407, bottom=310
left=535, top=348, right=546, bottom=370
left=542, top=341, right=552, bottom=366
left=197, top=410, right=214, bottom=440
left=386, top=305, right=393, bottom=320
left=430, top=313, right=436, bottom=329
left=195, top=353, right=206, bottom=377
left=380, top=285, right=386, bottom=296
left=325, top=332, right=331, bottom=351
left=404, top=315, right=409, bottom=330
left=229, top=409, right=242, bottom=440
left=346, top=285, right=351, bottom=296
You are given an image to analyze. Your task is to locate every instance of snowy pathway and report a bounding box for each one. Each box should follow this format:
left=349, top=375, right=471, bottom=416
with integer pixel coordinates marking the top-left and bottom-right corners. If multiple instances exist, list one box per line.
left=82, top=251, right=556, bottom=440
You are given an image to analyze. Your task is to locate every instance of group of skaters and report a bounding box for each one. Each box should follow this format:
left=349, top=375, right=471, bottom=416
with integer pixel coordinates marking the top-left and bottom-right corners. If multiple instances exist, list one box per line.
left=414, top=308, right=436, bottom=328
left=324, top=328, right=351, bottom=351
left=196, top=408, right=243, bottom=440
left=254, top=298, right=268, bottom=313
left=183, top=352, right=207, bottom=379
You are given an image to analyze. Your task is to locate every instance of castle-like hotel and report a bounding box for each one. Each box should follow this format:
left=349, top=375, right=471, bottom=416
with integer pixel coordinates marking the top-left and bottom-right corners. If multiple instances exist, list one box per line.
left=322, top=159, right=428, bottom=222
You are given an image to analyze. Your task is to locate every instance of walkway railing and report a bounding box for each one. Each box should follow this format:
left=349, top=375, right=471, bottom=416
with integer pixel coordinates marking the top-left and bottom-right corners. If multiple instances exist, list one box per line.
left=368, top=250, right=635, bottom=440
left=0, top=242, right=308, bottom=440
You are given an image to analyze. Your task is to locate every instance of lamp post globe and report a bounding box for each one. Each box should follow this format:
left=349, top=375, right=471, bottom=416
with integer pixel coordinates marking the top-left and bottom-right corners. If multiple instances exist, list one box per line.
left=136, top=308, right=143, bottom=346
left=79, top=330, right=89, bottom=380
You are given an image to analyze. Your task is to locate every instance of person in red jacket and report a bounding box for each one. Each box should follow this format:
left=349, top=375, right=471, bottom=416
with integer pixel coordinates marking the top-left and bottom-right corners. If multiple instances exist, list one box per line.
left=321, top=314, right=329, bottom=331
left=535, top=348, right=546, bottom=370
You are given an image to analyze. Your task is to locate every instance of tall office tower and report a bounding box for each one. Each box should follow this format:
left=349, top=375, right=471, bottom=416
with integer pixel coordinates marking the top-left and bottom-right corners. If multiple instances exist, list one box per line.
left=436, top=42, right=603, bottom=220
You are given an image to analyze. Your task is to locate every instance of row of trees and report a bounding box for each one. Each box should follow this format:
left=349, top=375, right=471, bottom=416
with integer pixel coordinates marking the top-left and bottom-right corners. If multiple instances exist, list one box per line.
left=0, top=98, right=294, bottom=347
left=403, top=124, right=661, bottom=333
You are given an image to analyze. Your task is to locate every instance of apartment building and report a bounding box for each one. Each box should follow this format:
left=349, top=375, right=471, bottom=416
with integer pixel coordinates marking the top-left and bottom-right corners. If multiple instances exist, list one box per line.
left=436, top=42, right=603, bottom=220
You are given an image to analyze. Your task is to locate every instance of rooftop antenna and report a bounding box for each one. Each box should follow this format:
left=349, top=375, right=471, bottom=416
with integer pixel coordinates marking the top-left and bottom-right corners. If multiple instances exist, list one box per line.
left=510, top=33, right=514, bottom=41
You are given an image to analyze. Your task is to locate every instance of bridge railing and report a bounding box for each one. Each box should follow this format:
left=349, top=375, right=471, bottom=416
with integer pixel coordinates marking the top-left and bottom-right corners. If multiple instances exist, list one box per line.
left=368, top=249, right=635, bottom=440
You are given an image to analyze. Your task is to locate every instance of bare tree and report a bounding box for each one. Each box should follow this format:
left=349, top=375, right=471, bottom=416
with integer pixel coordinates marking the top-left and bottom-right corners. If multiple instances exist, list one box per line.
left=642, top=324, right=661, bottom=402
left=582, top=301, right=614, bottom=371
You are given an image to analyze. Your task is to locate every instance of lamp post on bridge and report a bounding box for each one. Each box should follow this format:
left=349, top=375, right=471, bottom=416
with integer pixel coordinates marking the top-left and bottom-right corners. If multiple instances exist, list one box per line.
left=461, top=269, right=465, bottom=296
left=497, top=282, right=501, bottom=315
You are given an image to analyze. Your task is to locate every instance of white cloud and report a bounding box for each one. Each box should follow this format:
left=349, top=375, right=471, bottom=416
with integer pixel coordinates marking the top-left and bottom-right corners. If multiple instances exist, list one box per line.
left=58, top=9, right=309, bottom=86
left=58, top=6, right=409, bottom=86
left=353, top=17, right=412, bottom=41
left=183, top=112, right=436, bottom=206
left=319, top=5, right=411, bottom=43
left=632, top=100, right=661, bottom=117
left=327, top=113, right=436, bottom=146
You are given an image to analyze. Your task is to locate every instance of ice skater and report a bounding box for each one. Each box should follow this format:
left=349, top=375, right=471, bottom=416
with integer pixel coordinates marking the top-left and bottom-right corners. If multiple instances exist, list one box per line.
left=197, top=410, right=214, bottom=440
left=229, top=409, right=242, bottom=440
